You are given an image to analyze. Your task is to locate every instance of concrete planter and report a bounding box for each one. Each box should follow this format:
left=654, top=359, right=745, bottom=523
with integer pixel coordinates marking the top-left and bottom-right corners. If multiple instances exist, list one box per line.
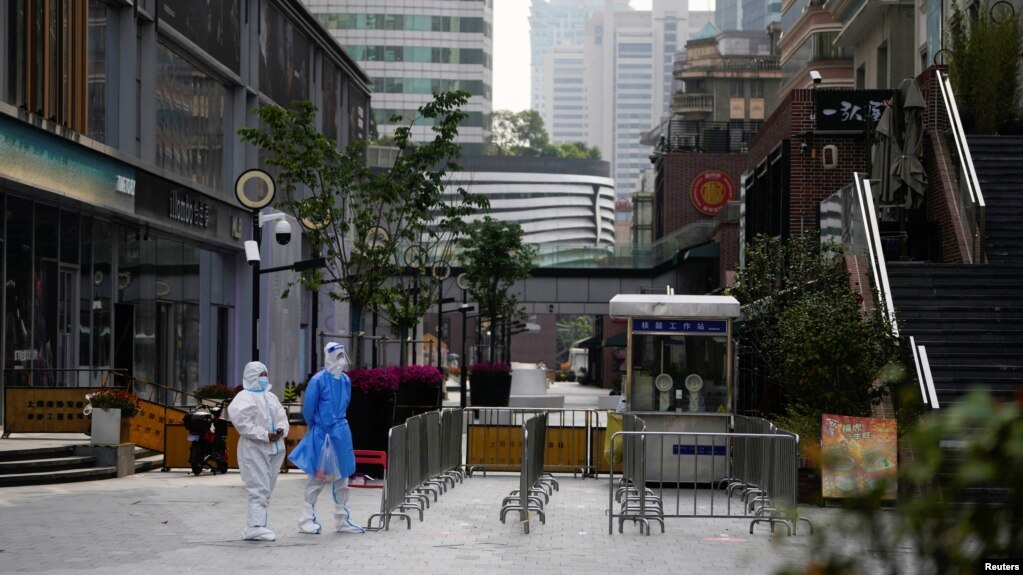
left=90, top=408, right=126, bottom=446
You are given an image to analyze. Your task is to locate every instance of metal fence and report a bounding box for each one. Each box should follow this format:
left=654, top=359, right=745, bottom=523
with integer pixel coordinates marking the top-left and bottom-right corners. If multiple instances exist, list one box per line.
left=365, top=409, right=467, bottom=531
left=607, top=416, right=812, bottom=536
left=499, top=412, right=559, bottom=534
left=465, top=407, right=598, bottom=476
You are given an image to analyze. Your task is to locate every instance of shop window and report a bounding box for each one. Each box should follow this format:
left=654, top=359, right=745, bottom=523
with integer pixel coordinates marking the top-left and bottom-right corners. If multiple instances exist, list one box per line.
left=5, top=197, right=33, bottom=377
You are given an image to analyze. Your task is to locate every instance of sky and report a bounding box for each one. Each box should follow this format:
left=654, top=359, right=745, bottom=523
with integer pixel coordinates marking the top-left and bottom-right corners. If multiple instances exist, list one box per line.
left=493, top=0, right=712, bottom=113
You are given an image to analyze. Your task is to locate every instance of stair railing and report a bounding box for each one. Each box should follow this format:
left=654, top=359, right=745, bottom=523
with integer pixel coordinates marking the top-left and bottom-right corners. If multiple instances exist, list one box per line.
left=909, top=336, right=941, bottom=409
left=935, top=70, right=986, bottom=264
left=853, top=174, right=900, bottom=337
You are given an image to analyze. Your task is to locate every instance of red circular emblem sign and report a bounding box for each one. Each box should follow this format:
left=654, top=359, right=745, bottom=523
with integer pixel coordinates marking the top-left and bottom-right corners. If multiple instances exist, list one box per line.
left=690, top=170, right=734, bottom=216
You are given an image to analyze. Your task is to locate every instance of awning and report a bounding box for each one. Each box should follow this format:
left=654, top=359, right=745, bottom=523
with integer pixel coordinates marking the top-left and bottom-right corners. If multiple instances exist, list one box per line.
left=603, top=332, right=628, bottom=348
left=575, top=336, right=602, bottom=349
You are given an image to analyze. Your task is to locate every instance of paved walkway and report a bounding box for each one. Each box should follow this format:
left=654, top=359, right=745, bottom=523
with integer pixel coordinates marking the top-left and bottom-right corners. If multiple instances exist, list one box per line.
left=0, top=382, right=917, bottom=574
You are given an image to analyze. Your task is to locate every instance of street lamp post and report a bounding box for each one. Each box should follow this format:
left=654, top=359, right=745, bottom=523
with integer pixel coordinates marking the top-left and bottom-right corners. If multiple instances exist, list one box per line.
left=235, top=169, right=277, bottom=362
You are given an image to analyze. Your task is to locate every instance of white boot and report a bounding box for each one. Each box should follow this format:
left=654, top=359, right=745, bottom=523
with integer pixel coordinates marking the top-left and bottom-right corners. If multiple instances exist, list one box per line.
left=243, top=502, right=276, bottom=541
left=298, top=479, right=325, bottom=534
left=333, top=480, right=365, bottom=534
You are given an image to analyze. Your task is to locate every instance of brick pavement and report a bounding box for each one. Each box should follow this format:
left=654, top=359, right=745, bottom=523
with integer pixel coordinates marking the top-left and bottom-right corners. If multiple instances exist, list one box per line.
left=0, top=463, right=920, bottom=575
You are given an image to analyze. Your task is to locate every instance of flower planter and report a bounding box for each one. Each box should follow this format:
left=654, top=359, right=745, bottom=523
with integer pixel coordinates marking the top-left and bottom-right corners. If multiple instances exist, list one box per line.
left=91, top=408, right=128, bottom=446
left=394, top=384, right=442, bottom=422
left=346, top=391, right=396, bottom=453
left=469, top=373, right=513, bottom=407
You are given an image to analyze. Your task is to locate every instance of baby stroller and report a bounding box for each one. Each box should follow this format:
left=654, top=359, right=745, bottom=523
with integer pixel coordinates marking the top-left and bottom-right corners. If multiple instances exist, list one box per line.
left=183, top=404, right=229, bottom=475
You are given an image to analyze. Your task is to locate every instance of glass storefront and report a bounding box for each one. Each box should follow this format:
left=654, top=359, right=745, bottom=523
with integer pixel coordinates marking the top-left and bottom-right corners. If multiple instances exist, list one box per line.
left=1, top=193, right=234, bottom=408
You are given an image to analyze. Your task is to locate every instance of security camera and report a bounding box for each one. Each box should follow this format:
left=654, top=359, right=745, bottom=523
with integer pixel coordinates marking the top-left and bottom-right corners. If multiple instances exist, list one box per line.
left=244, top=240, right=260, bottom=264
left=809, top=70, right=822, bottom=84
left=800, top=142, right=809, bottom=155
left=274, top=219, right=292, bottom=245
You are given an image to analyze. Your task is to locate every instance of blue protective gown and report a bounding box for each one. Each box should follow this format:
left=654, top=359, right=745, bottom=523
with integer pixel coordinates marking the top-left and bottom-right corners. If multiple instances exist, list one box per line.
left=287, top=369, right=356, bottom=478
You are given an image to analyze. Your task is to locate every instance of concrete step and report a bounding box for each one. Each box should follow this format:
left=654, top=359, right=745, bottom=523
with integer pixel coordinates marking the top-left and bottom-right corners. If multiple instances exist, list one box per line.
left=0, top=455, right=96, bottom=474
left=0, top=445, right=77, bottom=463
left=0, top=466, right=118, bottom=488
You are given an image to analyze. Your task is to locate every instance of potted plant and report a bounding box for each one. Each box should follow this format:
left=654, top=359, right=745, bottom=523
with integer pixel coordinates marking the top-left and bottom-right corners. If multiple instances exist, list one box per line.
left=86, top=388, right=141, bottom=446
left=469, top=361, right=513, bottom=407
left=346, top=366, right=400, bottom=453
left=194, top=383, right=239, bottom=407
left=395, top=364, right=445, bottom=421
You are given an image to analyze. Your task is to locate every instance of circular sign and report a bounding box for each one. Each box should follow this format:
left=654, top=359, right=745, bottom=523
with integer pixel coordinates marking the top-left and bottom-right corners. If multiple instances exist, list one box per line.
left=455, top=273, right=470, bottom=290
left=432, top=262, right=451, bottom=280
left=234, top=169, right=276, bottom=209
left=690, top=170, right=734, bottom=216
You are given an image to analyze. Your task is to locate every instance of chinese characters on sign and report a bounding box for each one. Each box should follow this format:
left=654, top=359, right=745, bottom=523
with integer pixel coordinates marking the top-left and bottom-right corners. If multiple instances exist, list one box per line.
left=690, top=170, right=735, bottom=216
left=632, top=319, right=727, bottom=334
left=821, top=414, right=898, bottom=500
left=815, top=90, right=896, bottom=131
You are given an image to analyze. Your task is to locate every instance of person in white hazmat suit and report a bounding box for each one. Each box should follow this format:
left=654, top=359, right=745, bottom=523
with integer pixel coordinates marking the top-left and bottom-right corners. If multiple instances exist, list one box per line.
left=287, top=342, right=365, bottom=534
left=227, top=361, right=289, bottom=541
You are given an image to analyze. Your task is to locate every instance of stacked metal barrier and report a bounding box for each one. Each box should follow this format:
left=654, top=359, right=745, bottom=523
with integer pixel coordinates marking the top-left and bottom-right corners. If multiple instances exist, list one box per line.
left=607, top=418, right=811, bottom=536
left=609, top=414, right=664, bottom=535
left=366, top=424, right=414, bottom=530
left=500, top=412, right=559, bottom=534
left=365, top=410, right=469, bottom=531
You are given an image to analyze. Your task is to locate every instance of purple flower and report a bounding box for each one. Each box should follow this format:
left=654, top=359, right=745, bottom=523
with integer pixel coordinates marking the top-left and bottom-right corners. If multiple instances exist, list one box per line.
left=399, top=365, right=444, bottom=387
left=347, top=366, right=400, bottom=394
left=469, top=362, right=512, bottom=378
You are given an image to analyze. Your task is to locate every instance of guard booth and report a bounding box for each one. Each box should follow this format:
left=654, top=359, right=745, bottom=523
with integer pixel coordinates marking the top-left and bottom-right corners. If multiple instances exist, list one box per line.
left=608, top=294, right=741, bottom=483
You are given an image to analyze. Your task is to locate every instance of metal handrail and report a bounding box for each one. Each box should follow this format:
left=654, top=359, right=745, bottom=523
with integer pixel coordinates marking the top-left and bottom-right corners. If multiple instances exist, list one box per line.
left=909, top=336, right=941, bottom=409
left=855, top=175, right=900, bottom=337
left=936, top=70, right=986, bottom=263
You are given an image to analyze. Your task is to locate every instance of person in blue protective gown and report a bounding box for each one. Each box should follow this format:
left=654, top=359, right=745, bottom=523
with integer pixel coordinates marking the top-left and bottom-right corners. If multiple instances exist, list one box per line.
left=288, top=342, right=365, bottom=534
left=227, top=361, right=289, bottom=541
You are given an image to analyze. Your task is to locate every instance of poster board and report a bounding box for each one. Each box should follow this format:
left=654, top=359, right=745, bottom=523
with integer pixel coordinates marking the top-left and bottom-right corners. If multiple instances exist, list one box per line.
left=821, top=414, right=897, bottom=500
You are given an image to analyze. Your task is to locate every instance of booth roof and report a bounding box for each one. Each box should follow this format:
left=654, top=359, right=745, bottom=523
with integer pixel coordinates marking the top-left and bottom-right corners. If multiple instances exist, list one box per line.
left=608, top=294, right=741, bottom=320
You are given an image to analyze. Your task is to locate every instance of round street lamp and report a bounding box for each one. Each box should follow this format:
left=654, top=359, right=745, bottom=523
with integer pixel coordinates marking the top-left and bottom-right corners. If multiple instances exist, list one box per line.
left=234, top=169, right=276, bottom=361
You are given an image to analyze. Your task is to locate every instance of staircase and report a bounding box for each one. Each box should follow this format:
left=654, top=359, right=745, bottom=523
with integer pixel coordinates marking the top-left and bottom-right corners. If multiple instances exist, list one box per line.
left=969, top=135, right=1023, bottom=264
left=885, top=135, right=1023, bottom=408
left=0, top=444, right=164, bottom=488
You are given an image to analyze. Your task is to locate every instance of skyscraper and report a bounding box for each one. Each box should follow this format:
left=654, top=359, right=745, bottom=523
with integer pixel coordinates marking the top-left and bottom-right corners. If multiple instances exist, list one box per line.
left=305, top=0, right=493, bottom=154
left=578, top=0, right=694, bottom=199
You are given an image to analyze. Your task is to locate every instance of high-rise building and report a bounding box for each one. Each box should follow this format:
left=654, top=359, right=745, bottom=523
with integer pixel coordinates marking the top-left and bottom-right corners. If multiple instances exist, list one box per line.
left=529, top=0, right=626, bottom=135
left=579, top=1, right=694, bottom=201
left=305, top=0, right=493, bottom=154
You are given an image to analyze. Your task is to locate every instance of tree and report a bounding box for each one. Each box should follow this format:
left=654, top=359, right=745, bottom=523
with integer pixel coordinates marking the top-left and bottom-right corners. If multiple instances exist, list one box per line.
left=459, top=217, right=538, bottom=361
left=948, top=0, right=1023, bottom=134
left=486, top=109, right=601, bottom=159
left=238, top=91, right=488, bottom=366
left=727, top=233, right=900, bottom=423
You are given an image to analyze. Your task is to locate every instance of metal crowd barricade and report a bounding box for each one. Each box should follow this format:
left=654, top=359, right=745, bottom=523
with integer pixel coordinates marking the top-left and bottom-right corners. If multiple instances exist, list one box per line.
left=465, top=407, right=597, bottom=476
left=610, top=414, right=664, bottom=535
left=423, top=411, right=455, bottom=492
left=500, top=412, right=558, bottom=534
left=366, top=424, right=414, bottom=530
left=440, top=408, right=466, bottom=483
left=404, top=414, right=439, bottom=505
left=607, top=424, right=811, bottom=536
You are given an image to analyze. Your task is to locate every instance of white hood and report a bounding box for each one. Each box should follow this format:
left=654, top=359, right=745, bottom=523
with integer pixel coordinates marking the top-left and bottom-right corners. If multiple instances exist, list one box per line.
left=242, top=361, right=270, bottom=391
left=324, top=342, right=347, bottom=377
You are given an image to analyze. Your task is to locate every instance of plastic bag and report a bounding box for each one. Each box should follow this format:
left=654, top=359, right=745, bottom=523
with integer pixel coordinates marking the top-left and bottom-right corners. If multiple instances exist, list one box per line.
left=315, top=434, right=342, bottom=482
left=603, top=413, right=624, bottom=465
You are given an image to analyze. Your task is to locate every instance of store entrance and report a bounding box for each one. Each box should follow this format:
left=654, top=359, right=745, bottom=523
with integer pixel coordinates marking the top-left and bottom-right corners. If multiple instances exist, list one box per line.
left=56, top=266, right=79, bottom=386
left=114, top=303, right=134, bottom=389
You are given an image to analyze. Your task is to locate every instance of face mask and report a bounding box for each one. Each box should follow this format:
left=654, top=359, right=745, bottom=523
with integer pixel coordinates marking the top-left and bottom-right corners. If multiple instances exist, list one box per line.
left=257, top=376, right=270, bottom=391
left=328, top=352, right=349, bottom=377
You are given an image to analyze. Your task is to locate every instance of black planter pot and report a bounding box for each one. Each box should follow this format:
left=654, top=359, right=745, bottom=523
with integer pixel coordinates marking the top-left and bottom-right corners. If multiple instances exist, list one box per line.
left=394, top=384, right=442, bottom=423
left=346, top=391, right=396, bottom=454
left=469, top=373, right=512, bottom=407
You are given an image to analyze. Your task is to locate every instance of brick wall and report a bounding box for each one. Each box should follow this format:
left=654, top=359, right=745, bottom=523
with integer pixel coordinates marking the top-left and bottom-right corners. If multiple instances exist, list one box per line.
left=660, top=153, right=748, bottom=236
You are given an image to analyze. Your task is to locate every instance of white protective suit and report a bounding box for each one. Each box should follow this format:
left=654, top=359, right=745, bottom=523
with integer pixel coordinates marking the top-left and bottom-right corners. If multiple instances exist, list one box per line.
left=227, top=361, right=289, bottom=541
left=290, top=343, right=364, bottom=534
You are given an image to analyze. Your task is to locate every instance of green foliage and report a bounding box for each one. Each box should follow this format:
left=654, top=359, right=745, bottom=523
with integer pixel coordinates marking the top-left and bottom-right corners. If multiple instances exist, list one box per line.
left=948, top=0, right=1023, bottom=134
left=486, top=109, right=601, bottom=159
left=727, top=233, right=900, bottom=419
left=459, top=217, right=538, bottom=344
left=556, top=315, right=594, bottom=357
left=776, top=391, right=1023, bottom=575
left=237, top=92, right=488, bottom=347
left=88, top=389, right=141, bottom=419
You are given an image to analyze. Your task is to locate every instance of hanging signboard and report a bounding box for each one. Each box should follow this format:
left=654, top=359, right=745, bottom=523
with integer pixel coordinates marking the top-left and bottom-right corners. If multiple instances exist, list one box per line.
left=690, top=170, right=734, bottom=216
left=821, top=414, right=898, bottom=500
